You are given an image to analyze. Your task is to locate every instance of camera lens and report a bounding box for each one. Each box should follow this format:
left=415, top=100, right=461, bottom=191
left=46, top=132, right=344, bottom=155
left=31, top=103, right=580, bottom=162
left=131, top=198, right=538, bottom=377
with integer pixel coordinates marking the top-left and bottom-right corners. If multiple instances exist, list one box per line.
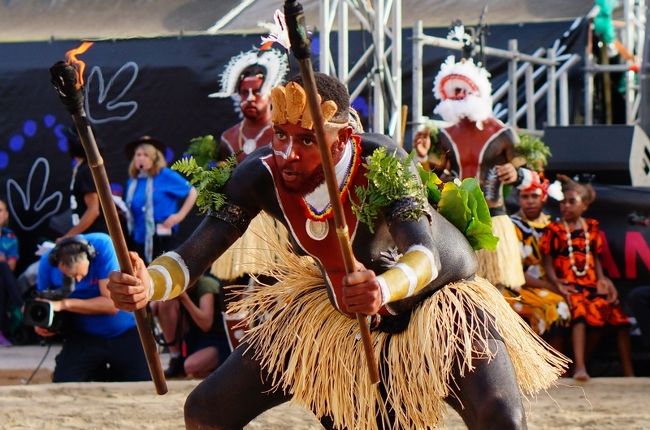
left=29, top=303, right=47, bottom=322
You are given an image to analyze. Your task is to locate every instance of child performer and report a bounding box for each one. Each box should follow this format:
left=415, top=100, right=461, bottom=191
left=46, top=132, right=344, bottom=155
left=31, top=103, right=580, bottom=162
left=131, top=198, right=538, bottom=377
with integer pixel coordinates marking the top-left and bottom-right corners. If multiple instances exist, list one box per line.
left=540, top=175, right=634, bottom=381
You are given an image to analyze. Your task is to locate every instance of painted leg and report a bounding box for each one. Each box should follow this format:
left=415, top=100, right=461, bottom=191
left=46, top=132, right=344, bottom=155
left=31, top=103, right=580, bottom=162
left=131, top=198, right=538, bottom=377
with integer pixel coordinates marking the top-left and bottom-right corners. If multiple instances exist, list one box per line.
left=184, top=344, right=291, bottom=430
left=445, top=338, right=527, bottom=430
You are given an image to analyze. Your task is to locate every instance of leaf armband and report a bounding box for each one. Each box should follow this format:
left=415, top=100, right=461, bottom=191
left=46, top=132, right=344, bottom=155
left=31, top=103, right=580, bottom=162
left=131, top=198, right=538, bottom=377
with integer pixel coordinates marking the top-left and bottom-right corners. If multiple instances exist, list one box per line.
left=419, top=166, right=498, bottom=251
left=352, top=147, right=428, bottom=232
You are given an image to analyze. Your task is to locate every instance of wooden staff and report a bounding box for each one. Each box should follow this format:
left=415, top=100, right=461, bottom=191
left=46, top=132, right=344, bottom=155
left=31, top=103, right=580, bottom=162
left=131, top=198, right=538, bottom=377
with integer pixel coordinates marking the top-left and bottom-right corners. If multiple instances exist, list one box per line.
left=400, top=105, right=408, bottom=147
left=49, top=60, right=168, bottom=395
left=284, top=0, right=380, bottom=384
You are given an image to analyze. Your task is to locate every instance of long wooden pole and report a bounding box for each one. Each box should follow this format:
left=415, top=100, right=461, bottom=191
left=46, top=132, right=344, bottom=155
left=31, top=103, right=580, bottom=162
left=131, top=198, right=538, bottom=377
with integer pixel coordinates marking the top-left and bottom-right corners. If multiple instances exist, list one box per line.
left=50, top=61, right=168, bottom=395
left=284, top=0, right=379, bottom=384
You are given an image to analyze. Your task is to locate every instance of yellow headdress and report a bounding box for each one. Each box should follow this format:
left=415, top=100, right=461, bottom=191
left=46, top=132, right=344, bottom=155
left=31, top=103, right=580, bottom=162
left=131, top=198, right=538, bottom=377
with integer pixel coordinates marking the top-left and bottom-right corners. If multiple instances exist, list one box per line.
left=270, top=82, right=340, bottom=130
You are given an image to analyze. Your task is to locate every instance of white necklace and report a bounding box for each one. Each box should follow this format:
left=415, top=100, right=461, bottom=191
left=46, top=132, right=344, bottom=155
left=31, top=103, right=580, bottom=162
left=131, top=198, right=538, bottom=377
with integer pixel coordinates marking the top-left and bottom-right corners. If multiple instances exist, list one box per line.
left=239, top=123, right=272, bottom=154
left=563, top=218, right=590, bottom=277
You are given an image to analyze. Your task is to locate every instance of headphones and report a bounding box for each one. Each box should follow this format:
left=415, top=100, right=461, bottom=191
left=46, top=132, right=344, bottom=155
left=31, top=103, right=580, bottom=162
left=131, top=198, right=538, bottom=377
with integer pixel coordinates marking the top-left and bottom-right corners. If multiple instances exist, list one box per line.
left=48, top=236, right=97, bottom=266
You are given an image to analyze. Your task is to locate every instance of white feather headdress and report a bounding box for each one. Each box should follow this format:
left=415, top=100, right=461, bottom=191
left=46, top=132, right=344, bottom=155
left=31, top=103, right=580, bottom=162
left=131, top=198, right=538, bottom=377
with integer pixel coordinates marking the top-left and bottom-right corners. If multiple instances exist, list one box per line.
left=208, top=48, right=289, bottom=99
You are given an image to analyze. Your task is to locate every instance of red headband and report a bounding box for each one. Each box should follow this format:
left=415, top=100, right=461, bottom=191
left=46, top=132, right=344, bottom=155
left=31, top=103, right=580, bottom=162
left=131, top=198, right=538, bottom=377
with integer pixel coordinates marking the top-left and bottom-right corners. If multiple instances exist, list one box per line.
left=520, top=171, right=549, bottom=201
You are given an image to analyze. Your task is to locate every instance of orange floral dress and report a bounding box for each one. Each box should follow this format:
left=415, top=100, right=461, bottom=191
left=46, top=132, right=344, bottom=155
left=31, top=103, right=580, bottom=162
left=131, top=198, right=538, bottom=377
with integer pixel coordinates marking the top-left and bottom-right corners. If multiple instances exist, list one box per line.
left=539, top=218, right=629, bottom=327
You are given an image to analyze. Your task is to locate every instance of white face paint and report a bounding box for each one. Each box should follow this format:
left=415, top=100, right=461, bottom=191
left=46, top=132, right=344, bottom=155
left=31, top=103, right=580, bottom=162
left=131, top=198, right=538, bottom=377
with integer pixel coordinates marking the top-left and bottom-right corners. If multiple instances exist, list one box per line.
left=272, top=135, right=293, bottom=159
left=245, top=87, right=255, bottom=101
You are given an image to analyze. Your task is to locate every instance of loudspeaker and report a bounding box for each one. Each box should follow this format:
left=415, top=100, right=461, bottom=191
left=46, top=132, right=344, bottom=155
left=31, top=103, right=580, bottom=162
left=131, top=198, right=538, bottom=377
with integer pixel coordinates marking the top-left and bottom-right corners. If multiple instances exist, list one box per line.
left=48, top=236, right=97, bottom=266
left=543, top=125, right=650, bottom=186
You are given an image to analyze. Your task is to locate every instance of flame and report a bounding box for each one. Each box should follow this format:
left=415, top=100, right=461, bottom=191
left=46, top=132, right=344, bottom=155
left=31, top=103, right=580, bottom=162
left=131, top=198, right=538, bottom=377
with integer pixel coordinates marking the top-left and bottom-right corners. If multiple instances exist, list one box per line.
left=65, top=41, right=94, bottom=88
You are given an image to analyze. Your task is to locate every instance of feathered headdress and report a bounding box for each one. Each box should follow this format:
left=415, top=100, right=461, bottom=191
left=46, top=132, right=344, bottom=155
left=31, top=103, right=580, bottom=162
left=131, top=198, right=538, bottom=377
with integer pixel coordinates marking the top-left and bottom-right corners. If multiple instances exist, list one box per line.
left=208, top=48, right=288, bottom=99
left=432, top=56, right=493, bottom=128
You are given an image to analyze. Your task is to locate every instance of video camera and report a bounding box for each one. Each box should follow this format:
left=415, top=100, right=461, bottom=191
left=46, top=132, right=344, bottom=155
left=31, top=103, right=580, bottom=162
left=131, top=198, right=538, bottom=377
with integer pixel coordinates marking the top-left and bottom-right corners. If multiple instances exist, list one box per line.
left=22, top=276, right=75, bottom=331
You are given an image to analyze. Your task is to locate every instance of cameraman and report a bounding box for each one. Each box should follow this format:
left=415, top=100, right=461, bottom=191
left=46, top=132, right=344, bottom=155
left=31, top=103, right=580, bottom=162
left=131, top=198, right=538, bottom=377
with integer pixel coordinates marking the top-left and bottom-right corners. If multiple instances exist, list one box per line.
left=34, top=233, right=150, bottom=382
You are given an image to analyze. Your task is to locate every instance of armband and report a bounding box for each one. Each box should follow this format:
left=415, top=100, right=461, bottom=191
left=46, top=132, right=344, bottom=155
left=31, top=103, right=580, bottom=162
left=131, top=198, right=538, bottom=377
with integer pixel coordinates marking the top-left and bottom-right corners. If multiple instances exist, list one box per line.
left=147, top=251, right=190, bottom=301
left=208, top=201, right=252, bottom=234
left=376, top=244, right=438, bottom=304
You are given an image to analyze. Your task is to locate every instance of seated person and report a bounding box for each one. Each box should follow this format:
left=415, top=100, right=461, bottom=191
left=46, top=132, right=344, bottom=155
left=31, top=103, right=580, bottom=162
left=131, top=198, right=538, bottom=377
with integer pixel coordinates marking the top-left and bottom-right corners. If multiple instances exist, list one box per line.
left=153, top=275, right=230, bottom=379
left=0, top=197, right=22, bottom=346
left=34, top=233, right=150, bottom=382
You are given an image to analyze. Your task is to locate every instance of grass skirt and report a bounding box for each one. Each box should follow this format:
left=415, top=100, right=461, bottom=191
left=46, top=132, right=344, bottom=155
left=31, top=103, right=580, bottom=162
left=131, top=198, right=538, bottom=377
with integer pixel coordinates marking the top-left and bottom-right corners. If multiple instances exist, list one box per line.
left=211, top=211, right=289, bottom=281
left=476, top=214, right=526, bottom=290
left=230, top=248, right=568, bottom=430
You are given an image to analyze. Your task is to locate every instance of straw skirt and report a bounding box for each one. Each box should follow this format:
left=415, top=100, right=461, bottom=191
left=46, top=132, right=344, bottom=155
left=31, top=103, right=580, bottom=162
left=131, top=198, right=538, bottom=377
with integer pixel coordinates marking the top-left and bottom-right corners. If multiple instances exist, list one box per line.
left=230, top=247, right=568, bottom=430
left=211, top=211, right=289, bottom=281
left=476, top=214, right=526, bottom=290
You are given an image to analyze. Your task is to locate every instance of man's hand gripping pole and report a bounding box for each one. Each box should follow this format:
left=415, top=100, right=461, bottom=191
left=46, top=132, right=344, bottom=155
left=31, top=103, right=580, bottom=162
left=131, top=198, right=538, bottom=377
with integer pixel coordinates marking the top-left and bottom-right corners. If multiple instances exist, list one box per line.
left=283, top=0, right=380, bottom=385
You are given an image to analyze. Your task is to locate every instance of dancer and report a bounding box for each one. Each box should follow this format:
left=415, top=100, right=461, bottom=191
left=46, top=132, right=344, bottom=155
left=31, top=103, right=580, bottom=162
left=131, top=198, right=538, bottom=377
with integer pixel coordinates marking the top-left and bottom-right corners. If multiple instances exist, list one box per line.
left=206, top=47, right=289, bottom=350
left=109, top=73, right=566, bottom=430
left=415, top=56, right=530, bottom=290
left=209, top=48, right=288, bottom=164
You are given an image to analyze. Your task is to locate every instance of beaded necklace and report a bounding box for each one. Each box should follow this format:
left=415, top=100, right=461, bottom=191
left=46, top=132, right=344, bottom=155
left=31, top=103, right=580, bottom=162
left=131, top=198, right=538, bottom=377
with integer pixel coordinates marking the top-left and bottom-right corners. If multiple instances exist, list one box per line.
left=562, top=217, right=590, bottom=277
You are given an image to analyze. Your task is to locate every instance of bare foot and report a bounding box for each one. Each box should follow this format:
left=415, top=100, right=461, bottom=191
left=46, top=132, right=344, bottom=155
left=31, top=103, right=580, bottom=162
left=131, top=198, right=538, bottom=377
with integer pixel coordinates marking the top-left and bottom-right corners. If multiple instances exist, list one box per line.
left=573, top=368, right=590, bottom=382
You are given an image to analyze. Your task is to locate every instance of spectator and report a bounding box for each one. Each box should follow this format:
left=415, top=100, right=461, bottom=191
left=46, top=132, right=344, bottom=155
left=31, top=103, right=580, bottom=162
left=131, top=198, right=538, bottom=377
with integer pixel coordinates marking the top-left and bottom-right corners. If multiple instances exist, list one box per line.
left=34, top=233, right=150, bottom=382
left=541, top=175, right=634, bottom=381
left=0, top=197, right=22, bottom=346
left=508, top=174, right=570, bottom=350
left=125, top=136, right=197, bottom=263
left=153, top=275, right=230, bottom=379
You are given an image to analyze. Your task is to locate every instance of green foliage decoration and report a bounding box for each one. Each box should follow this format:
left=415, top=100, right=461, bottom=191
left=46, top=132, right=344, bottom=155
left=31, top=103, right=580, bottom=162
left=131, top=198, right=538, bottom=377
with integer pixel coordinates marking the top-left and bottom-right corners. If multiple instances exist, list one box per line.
left=185, top=134, right=219, bottom=169
left=172, top=154, right=237, bottom=214
left=515, top=133, right=552, bottom=173
left=418, top=166, right=498, bottom=251
left=352, top=147, right=428, bottom=233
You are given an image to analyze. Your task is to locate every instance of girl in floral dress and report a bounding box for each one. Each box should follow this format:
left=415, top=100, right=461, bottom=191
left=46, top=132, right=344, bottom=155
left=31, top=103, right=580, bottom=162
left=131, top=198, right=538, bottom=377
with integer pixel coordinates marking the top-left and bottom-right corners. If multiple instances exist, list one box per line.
left=540, top=175, right=634, bottom=381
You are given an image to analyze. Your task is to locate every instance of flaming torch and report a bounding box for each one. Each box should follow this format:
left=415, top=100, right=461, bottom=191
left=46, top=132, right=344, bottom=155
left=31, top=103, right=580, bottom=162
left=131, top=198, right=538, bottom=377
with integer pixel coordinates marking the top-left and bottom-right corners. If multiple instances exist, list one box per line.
left=50, top=42, right=168, bottom=395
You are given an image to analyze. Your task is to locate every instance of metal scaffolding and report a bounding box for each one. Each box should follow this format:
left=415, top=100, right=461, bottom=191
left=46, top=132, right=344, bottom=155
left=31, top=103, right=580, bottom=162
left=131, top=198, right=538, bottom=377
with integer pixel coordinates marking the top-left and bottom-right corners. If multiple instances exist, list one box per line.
left=411, top=2, right=646, bottom=134
left=317, top=0, right=403, bottom=145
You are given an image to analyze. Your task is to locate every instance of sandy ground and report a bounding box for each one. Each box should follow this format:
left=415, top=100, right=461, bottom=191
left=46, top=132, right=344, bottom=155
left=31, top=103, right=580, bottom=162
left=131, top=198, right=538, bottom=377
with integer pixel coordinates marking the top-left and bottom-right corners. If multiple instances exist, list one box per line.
left=0, top=371, right=649, bottom=429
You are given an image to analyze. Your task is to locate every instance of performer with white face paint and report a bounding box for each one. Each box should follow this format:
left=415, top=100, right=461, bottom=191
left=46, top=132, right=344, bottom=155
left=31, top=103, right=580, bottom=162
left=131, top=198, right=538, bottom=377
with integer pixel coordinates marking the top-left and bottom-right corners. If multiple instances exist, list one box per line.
left=206, top=47, right=290, bottom=353
left=109, top=72, right=567, bottom=430
left=415, top=56, right=532, bottom=291
left=209, top=48, right=288, bottom=163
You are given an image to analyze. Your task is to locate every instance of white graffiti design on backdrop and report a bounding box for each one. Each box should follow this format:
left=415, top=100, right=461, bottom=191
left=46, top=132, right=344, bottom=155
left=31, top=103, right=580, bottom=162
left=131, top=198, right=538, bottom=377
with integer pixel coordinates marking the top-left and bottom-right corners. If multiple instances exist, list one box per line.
left=85, top=61, right=139, bottom=124
left=6, top=157, right=63, bottom=231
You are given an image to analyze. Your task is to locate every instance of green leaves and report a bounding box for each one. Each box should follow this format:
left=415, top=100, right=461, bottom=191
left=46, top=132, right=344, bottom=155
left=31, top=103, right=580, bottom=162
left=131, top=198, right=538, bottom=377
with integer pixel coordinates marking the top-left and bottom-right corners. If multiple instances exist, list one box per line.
left=352, top=147, right=428, bottom=233
left=185, top=135, right=219, bottom=170
left=516, top=133, right=552, bottom=173
left=418, top=166, right=498, bottom=251
left=172, top=154, right=236, bottom=214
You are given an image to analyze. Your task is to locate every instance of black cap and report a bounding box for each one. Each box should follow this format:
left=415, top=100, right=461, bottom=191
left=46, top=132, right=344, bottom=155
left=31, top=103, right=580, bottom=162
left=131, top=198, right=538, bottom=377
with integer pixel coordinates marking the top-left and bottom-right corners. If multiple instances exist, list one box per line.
left=124, top=135, right=166, bottom=160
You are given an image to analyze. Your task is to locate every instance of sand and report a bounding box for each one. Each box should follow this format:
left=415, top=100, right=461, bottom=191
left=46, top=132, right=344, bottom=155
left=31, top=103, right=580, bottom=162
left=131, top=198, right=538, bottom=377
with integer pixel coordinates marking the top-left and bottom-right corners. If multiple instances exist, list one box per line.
left=0, top=371, right=648, bottom=430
